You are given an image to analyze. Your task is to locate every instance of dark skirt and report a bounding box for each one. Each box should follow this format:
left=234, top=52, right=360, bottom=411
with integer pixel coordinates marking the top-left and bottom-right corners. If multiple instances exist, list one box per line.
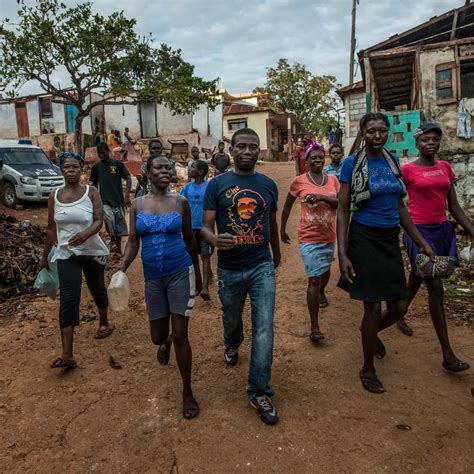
left=337, top=220, right=408, bottom=302
left=403, top=221, right=458, bottom=277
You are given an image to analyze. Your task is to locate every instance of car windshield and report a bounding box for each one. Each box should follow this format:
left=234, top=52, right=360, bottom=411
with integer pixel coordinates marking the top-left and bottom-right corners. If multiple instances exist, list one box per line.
left=2, top=148, right=51, bottom=166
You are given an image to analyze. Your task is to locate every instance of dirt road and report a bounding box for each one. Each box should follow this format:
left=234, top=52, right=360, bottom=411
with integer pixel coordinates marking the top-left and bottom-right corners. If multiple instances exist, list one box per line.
left=0, top=162, right=473, bottom=473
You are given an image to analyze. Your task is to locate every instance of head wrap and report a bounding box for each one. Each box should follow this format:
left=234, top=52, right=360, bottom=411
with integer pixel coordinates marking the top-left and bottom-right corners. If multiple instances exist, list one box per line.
left=59, top=152, right=84, bottom=168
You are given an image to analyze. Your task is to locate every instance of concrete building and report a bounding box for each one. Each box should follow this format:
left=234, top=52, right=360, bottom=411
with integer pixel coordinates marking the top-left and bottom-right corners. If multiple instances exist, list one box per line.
left=222, top=91, right=304, bottom=160
left=338, top=3, right=474, bottom=216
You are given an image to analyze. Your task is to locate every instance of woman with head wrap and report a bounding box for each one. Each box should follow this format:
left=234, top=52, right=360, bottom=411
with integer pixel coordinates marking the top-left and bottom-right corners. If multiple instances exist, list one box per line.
left=281, top=145, right=340, bottom=341
left=40, top=152, right=113, bottom=369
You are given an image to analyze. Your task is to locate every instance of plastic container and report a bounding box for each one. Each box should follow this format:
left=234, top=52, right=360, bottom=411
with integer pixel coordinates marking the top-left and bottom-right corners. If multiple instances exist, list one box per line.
left=107, top=270, right=130, bottom=312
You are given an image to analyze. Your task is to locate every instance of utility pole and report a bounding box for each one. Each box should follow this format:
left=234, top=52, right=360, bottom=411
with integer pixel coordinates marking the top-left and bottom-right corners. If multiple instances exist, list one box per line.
left=349, top=0, right=358, bottom=84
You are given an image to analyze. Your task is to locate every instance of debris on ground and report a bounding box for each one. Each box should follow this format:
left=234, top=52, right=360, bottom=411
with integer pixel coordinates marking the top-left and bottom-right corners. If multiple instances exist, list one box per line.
left=0, top=213, right=45, bottom=301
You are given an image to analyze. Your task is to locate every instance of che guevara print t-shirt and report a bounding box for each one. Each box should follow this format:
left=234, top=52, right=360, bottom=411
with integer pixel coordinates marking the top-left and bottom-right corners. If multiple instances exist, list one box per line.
left=203, top=171, right=278, bottom=269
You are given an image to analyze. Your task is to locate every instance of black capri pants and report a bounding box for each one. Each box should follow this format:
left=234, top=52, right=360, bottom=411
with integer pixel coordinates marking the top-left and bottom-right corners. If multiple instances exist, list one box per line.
left=57, top=255, right=108, bottom=328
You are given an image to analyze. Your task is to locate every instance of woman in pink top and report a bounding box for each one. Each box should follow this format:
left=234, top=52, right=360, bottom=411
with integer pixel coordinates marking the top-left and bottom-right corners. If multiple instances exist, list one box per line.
left=400, top=124, right=473, bottom=372
left=281, top=146, right=340, bottom=342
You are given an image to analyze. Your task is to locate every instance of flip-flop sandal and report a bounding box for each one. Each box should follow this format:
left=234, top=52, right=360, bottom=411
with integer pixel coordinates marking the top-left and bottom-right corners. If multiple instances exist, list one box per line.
left=375, top=337, right=386, bottom=359
left=397, top=320, right=414, bottom=337
left=183, top=396, right=200, bottom=419
left=443, top=360, right=470, bottom=372
left=157, top=339, right=172, bottom=366
left=319, top=299, right=329, bottom=308
left=310, top=331, right=325, bottom=342
left=51, top=355, right=77, bottom=369
left=95, top=323, right=115, bottom=339
left=359, top=372, right=385, bottom=394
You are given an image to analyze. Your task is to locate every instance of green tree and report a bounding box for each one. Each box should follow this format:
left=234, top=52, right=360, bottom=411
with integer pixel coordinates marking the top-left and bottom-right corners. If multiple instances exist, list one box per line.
left=0, top=0, right=219, bottom=150
left=254, top=58, right=342, bottom=139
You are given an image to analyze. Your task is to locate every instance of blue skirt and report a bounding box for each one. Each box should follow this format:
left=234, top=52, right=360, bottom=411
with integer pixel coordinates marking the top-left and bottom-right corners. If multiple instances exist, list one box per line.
left=299, top=242, right=335, bottom=277
left=403, top=221, right=458, bottom=277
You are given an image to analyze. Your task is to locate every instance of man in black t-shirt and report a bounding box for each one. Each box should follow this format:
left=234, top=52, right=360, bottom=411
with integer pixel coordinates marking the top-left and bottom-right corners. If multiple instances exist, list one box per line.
left=201, top=128, right=281, bottom=425
left=211, top=141, right=231, bottom=175
left=91, top=142, right=132, bottom=254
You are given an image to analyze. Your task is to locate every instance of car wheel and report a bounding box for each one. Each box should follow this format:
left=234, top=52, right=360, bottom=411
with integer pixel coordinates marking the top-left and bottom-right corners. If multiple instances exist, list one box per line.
left=2, top=182, right=18, bottom=208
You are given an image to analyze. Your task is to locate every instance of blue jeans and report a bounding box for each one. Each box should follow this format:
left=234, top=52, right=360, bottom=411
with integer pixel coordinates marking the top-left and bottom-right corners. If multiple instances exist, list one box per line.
left=217, top=260, right=276, bottom=399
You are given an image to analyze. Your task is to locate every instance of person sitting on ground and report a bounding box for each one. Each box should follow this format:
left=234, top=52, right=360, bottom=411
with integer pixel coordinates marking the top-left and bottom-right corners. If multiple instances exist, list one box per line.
left=148, top=139, right=178, bottom=183
left=40, top=152, right=113, bottom=369
left=211, top=141, right=231, bottom=175
left=181, top=159, right=213, bottom=300
left=325, top=144, right=344, bottom=179
left=118, top=154, right=202, bottom=419
left=123, top=127, right=135, bottom=145
left=91, top=142, right=131, bottom=254
left=112, top=130, right=128, bottom=161
left=337, top=112, right=434, bottom=394
left=107, top=129, right=115, bottom=146
left=281, top=144, right=340, bottom=342
left=397, top=123, right=472, bottom=372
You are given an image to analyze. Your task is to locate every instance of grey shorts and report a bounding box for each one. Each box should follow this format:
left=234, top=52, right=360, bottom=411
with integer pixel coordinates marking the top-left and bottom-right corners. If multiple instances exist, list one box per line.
left=145, top=266, right=195, bottom=320
left=103, top=205, right=128, bottom=237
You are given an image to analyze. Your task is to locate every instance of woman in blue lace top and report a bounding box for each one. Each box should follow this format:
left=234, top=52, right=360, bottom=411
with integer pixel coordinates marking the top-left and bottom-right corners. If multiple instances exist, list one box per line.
left=119, top=154, right=202, bottom=419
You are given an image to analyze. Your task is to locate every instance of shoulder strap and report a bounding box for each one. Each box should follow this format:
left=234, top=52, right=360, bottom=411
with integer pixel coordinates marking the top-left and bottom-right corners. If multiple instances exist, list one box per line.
left=139, top=196, right=143, bottom=212
left=175, top=194, right=181, bottom=211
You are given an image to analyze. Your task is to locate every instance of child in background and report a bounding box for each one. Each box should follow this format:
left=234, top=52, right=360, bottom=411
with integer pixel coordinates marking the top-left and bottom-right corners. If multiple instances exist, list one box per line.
left=181, top=160, right=213, bottom=300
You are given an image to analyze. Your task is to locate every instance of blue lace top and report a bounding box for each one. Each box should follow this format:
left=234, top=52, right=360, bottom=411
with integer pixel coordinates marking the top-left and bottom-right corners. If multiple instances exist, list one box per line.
left=135, top=196, right=192, bottom=279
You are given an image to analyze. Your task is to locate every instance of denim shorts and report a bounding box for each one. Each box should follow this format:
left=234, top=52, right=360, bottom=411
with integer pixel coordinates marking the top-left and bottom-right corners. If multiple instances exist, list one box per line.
left=144, top=266, right=195, bottom=320
left=103, top=205, right=128, bottom=237
left=299, top=242, right=335, bottom=277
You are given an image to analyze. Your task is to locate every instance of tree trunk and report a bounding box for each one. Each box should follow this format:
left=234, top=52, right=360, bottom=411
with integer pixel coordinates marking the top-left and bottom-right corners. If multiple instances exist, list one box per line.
left=74, top=114, right=84, bottom=154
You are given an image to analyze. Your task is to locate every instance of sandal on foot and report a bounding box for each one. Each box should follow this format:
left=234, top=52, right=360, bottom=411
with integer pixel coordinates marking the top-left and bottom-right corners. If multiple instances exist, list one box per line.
left=443, top=360, right=470, bottom=372
left=51, top=355, right=77, bottom=369
left=359, top=372, right=385, bottom=394
left=183, top=396, right=200, bottom=419
left=310, top=331, right=325, bottom=342
left=157, top=339, right=172, bottom=366
left=95, top=323, right=115, bottom=339
left=397, top=320, right=413, bottom=337
left=375, top=337, right=386, bottom=359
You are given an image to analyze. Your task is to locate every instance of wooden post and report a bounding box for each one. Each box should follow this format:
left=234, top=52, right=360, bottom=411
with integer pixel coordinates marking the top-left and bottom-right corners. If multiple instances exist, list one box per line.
left=349, top=0, right=357, bottom=85
left=287, top=116, right=293, bottom=154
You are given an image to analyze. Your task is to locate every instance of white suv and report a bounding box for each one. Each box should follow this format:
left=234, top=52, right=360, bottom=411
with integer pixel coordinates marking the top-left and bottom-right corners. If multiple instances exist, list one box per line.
left=0, top=140, right=64, bottom=207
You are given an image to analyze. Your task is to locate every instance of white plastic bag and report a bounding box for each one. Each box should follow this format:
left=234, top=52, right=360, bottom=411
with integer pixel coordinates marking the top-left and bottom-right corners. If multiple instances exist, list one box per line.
left=107, top=270, right=130, bottom=312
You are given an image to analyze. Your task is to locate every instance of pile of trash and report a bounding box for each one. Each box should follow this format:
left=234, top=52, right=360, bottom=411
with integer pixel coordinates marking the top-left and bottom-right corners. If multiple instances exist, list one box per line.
left=0, top=213, right=45, bottom=301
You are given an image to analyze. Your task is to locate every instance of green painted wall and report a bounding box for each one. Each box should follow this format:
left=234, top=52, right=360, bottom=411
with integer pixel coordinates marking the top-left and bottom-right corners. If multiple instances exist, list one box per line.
left=385, top=110, right=421, bottom=158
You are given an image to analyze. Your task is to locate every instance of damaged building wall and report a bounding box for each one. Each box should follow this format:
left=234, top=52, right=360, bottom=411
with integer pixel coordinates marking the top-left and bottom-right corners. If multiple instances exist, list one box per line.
left=156, top=104, right=192, bottom=136
left=192, top=103, right=224, bottom=140
left=103, top=101, right=141, bottom=138
left=0, top=103, right=18, bottom=138
left=419, top=46, right=474, bottom=155
left=419, top=46, right=474, bottom=218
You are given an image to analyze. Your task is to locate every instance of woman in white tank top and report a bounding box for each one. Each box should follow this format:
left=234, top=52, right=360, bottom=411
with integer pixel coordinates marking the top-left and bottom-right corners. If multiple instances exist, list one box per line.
left=40, top=152, right=114, bottom=369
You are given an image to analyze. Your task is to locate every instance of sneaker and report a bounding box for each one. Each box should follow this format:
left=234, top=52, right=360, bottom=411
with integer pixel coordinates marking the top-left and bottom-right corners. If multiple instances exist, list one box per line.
left=224, top=347, right=238, bottom=366
left=250, top=395, right=279, bottom=425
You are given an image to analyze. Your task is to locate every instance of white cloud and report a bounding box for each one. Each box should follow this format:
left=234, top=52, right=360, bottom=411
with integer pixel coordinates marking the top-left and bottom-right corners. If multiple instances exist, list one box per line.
left=0, top=0, right=463, bottom=96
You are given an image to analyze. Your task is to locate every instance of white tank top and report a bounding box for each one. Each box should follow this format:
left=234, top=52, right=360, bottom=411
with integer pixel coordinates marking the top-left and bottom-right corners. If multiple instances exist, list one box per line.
left=52, top=185, right=109, bottom=262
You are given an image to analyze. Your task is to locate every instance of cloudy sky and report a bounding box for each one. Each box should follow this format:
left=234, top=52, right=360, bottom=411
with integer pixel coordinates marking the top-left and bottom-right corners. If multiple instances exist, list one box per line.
left=2, top=0, right=460, bottom=96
